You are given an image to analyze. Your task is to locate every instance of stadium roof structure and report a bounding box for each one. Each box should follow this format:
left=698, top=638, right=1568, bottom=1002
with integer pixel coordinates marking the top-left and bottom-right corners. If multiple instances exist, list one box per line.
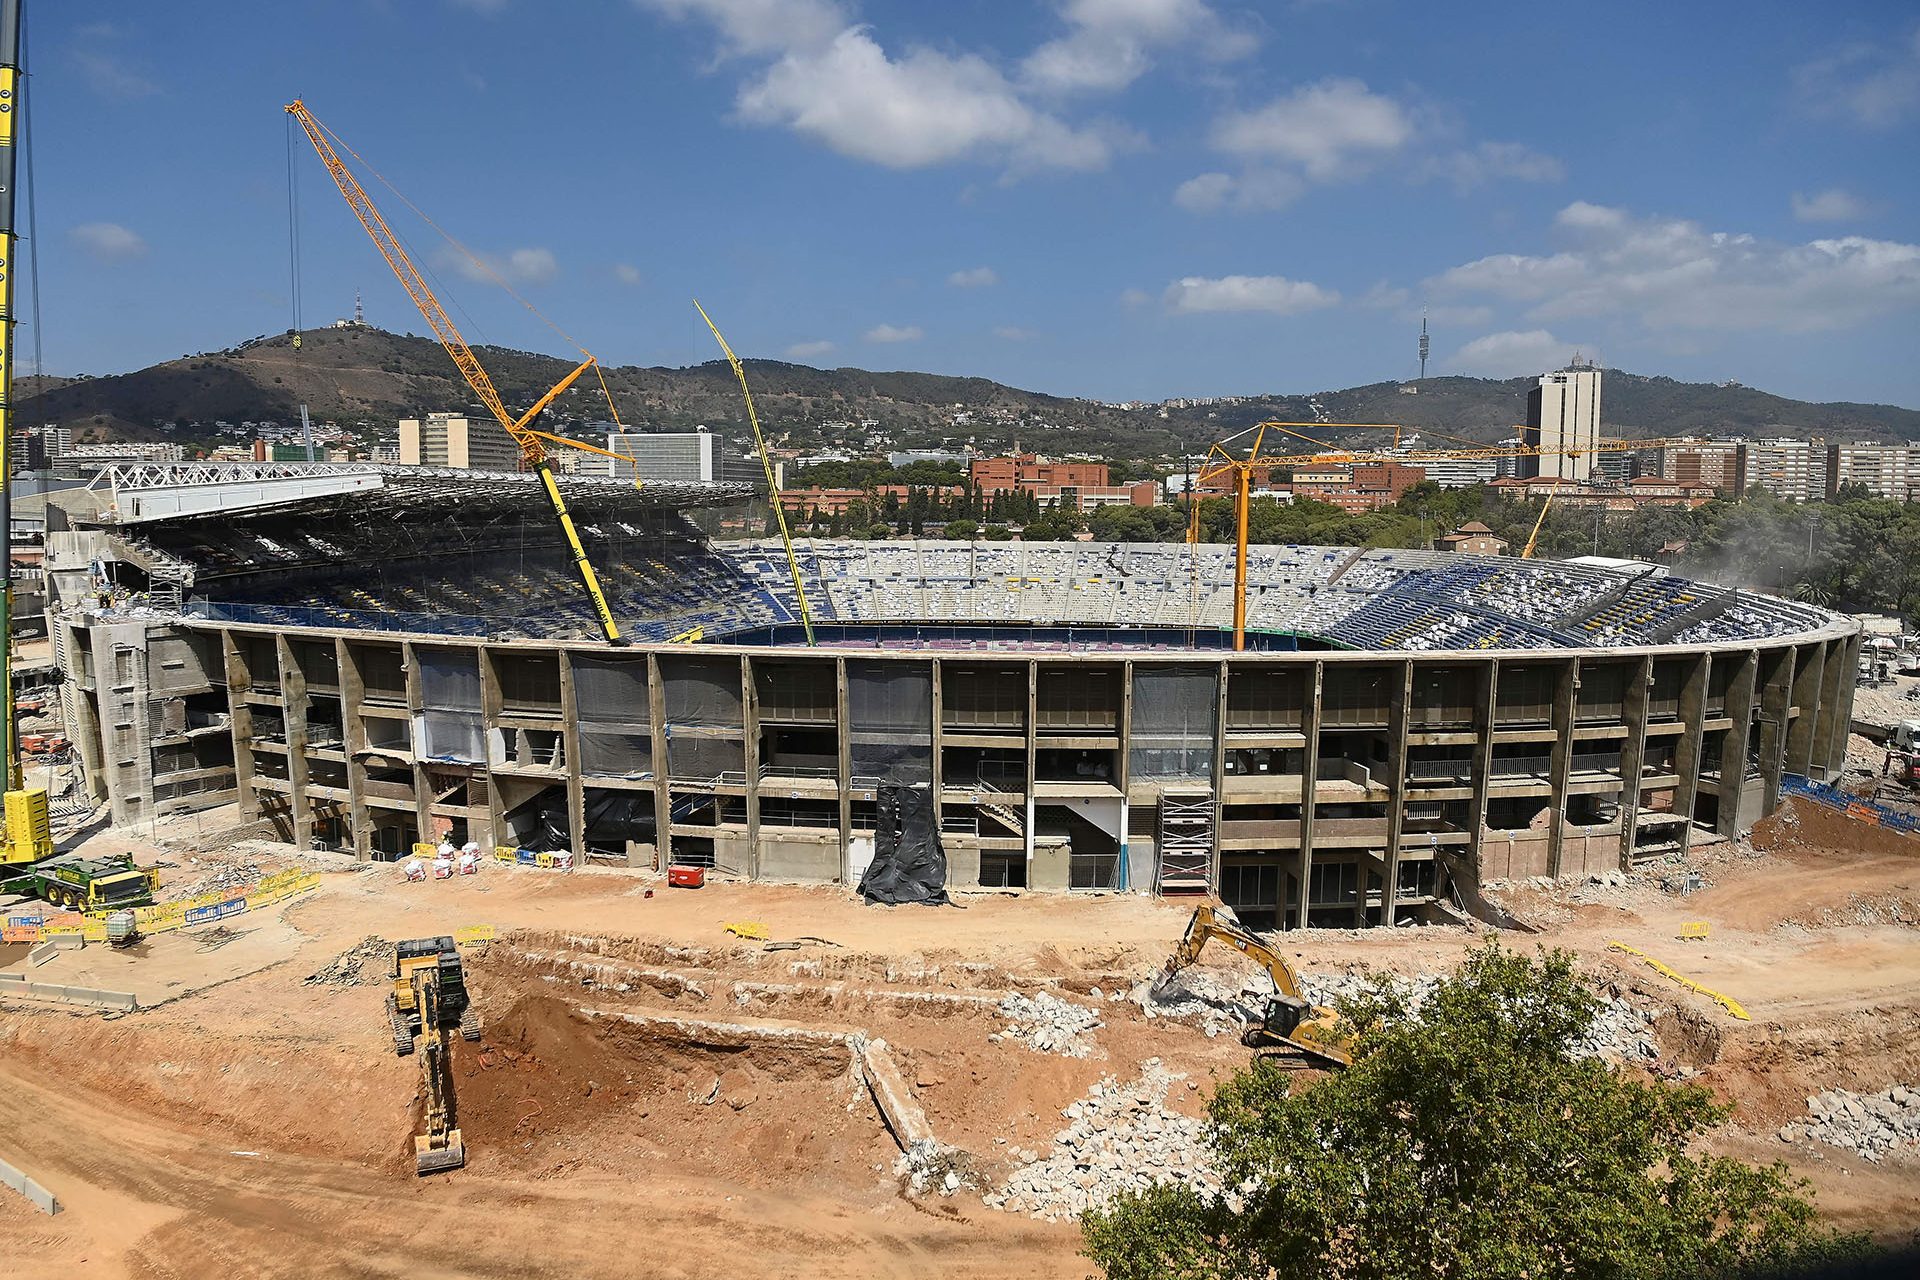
left=80, top=461, right=755, bottom=526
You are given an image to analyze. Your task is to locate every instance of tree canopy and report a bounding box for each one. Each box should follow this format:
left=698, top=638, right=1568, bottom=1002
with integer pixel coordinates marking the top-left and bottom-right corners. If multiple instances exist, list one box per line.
left=1083, top=943, right=1874, bottom=1280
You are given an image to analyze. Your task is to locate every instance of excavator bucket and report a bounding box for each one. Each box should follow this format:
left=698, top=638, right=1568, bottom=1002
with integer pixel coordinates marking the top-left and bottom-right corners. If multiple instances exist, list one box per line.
left=416, top=1128, right=466, bottom=1176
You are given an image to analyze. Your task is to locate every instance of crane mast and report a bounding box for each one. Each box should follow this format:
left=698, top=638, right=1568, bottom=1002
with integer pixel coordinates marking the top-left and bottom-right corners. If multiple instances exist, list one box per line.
left=284, top=99, right=627, bottom=644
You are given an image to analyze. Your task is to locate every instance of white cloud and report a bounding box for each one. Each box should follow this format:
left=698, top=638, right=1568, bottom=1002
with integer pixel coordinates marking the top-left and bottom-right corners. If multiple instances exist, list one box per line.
left=1793, top=26, right=1920, bottom=128
left=785, top=339, right=836, bottom=359
left=1163, top=274, right=1339, bottom=315
left=1431, top=201, right=1920, bottom=334
left=1210, top=79, right=1412, bottom=179
left=443, top=246, right=559, bottom=286
left=70, top=25, right=158, bottom=99
left=68, top=222, right=147, bottom=262
left=1173, top=168, right=1304, bottom=212
left=1021, top=0, right=1255, bottom=96
left=736, top=27, right=1121, bottom=172
left=636, top=0, right=849, bottom=57
left=948, top=266, right=999, bottom=288
left=1448, top=329, right=1587, bottom=378
left=1791, top=188, right=1868, bottom=223
left=612, top=263, right=645, bottom=286
left=993, top=326, right=1038, bottom=341
left=1417, top=140, right=1565, bottom=192
left=864, top=323, right=924, bottom=342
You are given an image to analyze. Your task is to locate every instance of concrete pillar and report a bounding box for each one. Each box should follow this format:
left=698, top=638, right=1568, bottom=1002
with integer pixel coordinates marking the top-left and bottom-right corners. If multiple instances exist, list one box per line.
left=647, top=652, right=671, bottom=872
left=276, top=633, right=313, bottom=848
left=835, top=656, right=852, bottom=884
left=1672, top=651, right=1709, bottom=856
left=1545, top=659, right=1577, bottom=878
left=1714, top=650, right=1759, bottom=841
left=1380, top=660, right=1414, bottom=924
left=742, top=653, right=761, bottom=879
left=1784, top=641, right=1825, bottom=777
left=1293, top=660, right=1323, bottom=930
left=1617, top=653, right=1654, bottom=868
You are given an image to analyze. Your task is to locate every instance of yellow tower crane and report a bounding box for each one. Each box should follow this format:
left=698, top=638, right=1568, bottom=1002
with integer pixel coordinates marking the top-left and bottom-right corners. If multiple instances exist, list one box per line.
left=1195, top=423, right=1687, bottom=650
left=285, top=100, right=629, bottom=645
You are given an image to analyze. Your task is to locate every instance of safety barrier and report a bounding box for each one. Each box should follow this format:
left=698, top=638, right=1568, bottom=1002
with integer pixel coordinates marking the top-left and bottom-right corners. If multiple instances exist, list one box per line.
left=3, top=870, right=319, bottom=944
left=1781, top=773, right=1920, bottom=836
left=0, top=972, right=139, bottom=1011
left=0, top=1155, right=60, bottom=1215
left=1608, top=941, right=1751, bottom=1020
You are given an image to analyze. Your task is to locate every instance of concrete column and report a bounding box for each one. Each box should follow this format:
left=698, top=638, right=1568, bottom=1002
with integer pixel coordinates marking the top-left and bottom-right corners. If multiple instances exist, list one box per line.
left=835, top=656, right=852, bottom=884
left=1617, top=653, right=1654, bottom=868
left=742, top=653, right=761, bottom=879
left=277, top=633, right=313, bottom=848
left=1116, top=657, right=1134, bottom=892
left=1812, top=634, right=1857, bottom=778
left=1545, top=659, right=1577, bottom=878
left=476, top=646, right=504, bottom=852
left=557, top=650, right=587, bottom=861
left=1756, top=647, right=1798, bottom=821
left=338, top=638, right=370, bottom=860
left=1380, top=659, right=1414, bottom=925
left=1784, top=642, right=1825, bottom=777
left=1293, top=660, right=1323, bottom=930
left=1463, top=659, right=1498, bottom=886
left=222, top=632, right=259, bottom=823
left=1672, top=651, right=1709, bottom=856
left=1210, top=661, right=1229, bottom=893
left=647, top=652, right=671, bottom=871
left=1714, top=650, right=1759, bottom=841
left=1024, top=659, right=1038, bottom=868
left=403, top=642, right=432, bottom=850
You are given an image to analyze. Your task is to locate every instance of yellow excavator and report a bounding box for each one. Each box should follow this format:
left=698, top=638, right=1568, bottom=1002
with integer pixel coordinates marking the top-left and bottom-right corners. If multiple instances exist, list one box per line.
left=387, top=936, right=482, bottom=1175
left=1153, top=904, right=1353, bottom=1069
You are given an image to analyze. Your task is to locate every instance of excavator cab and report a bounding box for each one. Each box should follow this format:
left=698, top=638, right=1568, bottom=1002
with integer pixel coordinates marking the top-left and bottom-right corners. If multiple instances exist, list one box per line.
left=388, top=936, right=479, bottom=1052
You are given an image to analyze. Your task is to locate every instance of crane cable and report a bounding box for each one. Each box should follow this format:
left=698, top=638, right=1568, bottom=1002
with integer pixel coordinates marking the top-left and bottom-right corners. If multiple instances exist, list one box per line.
left=307, top=115, right=627, bottom=431
left=693, top=300, right=815, bottom=647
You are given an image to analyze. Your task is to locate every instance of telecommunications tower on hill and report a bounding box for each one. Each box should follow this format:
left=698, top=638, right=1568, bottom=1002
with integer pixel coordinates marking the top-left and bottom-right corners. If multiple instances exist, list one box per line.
left=1417, top=309, right=1430, bottom=380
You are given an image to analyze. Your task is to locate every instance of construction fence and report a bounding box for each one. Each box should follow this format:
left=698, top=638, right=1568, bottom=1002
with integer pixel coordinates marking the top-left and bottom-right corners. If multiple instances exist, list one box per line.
left=1781, top=773, right=1920, bottom=837
left=2, top=868, right=319, bottom=944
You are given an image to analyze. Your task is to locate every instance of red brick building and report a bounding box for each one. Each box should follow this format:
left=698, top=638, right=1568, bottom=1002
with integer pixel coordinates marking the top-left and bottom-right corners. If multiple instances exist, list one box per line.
left=969, top=453, right=1155, bottom=511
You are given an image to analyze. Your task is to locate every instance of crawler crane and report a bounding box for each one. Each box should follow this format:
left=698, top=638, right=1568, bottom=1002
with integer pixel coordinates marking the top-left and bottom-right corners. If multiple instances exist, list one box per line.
left=285, top=100, right=630, bottom=645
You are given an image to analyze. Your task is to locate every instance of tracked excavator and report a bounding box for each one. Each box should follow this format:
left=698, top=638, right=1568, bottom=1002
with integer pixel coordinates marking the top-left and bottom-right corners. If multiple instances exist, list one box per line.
left=1152, top=905, right=1353, bottom=1069
left=387, top=937, right=482, bottom=1175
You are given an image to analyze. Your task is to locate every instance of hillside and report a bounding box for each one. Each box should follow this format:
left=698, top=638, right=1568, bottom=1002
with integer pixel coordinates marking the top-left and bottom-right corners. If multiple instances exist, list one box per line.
left=19, top=326, right=1920, bottom=457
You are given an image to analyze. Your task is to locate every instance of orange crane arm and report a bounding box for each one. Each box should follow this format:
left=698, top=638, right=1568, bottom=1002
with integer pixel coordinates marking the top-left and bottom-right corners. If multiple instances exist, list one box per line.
left=286, top=99, right=626, bottom=644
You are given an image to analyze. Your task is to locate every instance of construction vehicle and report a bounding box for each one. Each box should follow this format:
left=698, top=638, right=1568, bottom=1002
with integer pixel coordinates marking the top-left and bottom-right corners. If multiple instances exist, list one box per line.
left=1152, top=904, right=1353, bottom=1069
left=387, top=936, right=481, bottom=1175
left=0, top=851, right=158, bottom=912
left=286, top=100, right=632, bottom=647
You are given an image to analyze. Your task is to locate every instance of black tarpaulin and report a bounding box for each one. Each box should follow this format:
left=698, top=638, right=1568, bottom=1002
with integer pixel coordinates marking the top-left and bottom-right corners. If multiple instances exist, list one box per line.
left=858, top=782, right=950, bottom=906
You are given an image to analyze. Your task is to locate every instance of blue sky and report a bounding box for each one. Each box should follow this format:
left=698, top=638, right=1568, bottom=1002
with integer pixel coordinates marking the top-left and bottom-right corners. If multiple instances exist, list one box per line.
left=27, top=1, right=1920, bottom=407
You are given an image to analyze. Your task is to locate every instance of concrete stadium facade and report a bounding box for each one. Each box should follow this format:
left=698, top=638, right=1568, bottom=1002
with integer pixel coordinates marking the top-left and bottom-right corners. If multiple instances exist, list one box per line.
left=56, top=609, right=1859, bottom=931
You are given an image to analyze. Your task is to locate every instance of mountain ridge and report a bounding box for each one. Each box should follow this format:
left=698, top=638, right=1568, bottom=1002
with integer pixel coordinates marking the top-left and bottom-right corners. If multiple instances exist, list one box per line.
left=19, top=326, right=1920, bottom=457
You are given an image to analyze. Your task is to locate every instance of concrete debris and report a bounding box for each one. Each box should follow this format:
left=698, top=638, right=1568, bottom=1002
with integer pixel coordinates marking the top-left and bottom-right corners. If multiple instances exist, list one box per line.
left=983, top=1064, right=1224, bottom=1221
left=894, top=1139, right=982, bottom=1197
left=1781, top=1087, right=1920, bottom=1162
left=990, top=992, right=1102, bottom=1057
left=1140, top=966, right=1656, bottom=1063
left=303, top=935, right=394, bottom=987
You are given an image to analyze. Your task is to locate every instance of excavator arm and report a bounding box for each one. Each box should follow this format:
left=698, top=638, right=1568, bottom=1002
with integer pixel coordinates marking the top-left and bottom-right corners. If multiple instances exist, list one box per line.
left=1157, top=904, right=1352, bottom=1069
left=285, top=100, right=627, bottom=645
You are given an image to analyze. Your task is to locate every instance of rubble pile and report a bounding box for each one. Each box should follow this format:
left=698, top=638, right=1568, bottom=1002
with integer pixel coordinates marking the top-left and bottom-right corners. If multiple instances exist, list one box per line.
left=1143, top=967, right=1657, bottom=1062
left=304, top=935, right=395, bottom=987
left=1781, top=1087, right=1920, bottom=1162
left=169, top=856, right=264, bottom=900
left=991, top=992, right=1102, bottom=1057
left=985, top=1064, right=1222, bottom=1221
left=894, top=1139, right=981, bottom=1197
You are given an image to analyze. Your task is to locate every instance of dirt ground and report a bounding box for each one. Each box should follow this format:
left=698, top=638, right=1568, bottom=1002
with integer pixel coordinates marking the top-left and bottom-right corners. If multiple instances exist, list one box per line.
left=3, top=801, right=1919, bottom=1277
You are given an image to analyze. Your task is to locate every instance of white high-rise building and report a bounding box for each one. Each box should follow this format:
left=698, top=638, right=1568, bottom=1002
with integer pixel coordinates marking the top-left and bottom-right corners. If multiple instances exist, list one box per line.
left=1518, top=364, right=1603, bottom=481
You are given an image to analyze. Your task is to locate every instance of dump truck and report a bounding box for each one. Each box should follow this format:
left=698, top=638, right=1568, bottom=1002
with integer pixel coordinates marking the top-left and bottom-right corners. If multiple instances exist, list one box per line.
left=0, top=851, right=158, bottom=913
left=387, top=936, right=482, bottom=1175
left=1153, top=903, right=1353, bottom=1069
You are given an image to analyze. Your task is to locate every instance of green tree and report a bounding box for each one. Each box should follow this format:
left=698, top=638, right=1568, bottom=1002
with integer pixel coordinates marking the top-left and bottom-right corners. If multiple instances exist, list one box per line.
left=944, top=517, right=979, bottom=540
left=1084, top=943, right=1873, bottom=1280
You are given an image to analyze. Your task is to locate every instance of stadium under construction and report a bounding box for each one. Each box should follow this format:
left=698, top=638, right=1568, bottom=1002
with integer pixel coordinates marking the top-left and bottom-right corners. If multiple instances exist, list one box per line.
left=43, top=460, right=1859, bottom=931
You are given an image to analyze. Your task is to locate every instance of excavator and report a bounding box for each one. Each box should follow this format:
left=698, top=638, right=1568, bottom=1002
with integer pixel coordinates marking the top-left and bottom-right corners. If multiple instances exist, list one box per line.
left=387, top=936, right=482, bottom=1175
left=1152, top=904, right=1353, bottom=1069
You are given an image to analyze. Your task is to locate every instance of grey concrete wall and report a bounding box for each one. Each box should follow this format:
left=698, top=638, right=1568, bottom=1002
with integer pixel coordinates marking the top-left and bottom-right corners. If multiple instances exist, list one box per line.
left=757, top=835, right=842, bottom=882
left=0, top=1156, right=60, bottom=1214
